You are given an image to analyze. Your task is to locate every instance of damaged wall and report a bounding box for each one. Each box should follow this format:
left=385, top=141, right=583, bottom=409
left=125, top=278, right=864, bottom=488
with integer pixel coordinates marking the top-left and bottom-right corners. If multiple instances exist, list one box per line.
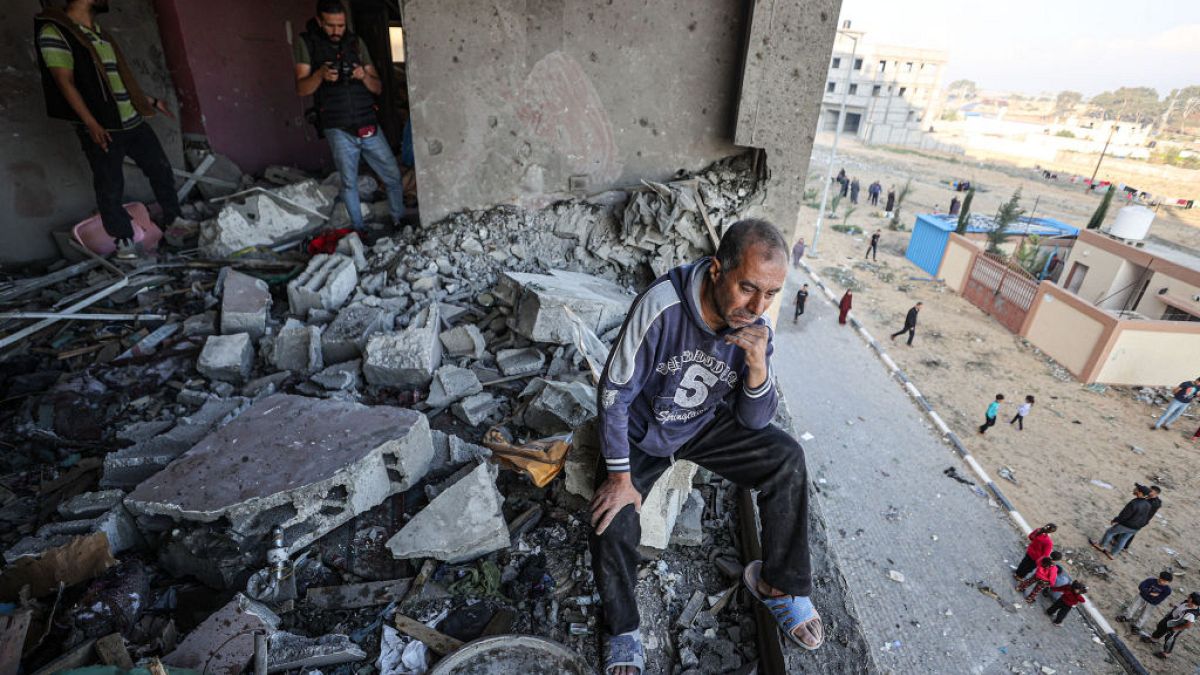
left=402, top=0, right=754, bottom=223
left=152, top=0, right=331, bottom=175
left=0, top=0, right=183, bottom=265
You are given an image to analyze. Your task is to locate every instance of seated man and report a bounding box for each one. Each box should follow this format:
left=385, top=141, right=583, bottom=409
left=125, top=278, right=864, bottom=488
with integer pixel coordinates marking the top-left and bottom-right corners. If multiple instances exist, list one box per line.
left=589, top=219, right=819, bottom=674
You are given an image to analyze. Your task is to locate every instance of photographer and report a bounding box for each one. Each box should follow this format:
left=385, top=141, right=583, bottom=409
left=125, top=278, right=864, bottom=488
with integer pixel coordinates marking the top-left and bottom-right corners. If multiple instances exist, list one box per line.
left=294, top=0, right=408, bottom=232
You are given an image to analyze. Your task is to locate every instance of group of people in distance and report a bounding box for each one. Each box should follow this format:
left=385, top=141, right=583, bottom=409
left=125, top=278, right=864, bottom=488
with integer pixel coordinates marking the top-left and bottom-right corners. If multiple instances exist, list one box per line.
left=977, top=393, right=1036, bottom=434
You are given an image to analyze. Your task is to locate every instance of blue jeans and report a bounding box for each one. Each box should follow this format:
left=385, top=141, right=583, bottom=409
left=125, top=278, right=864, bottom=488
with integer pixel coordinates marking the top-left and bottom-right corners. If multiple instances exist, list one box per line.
left=1100, top=523, right=1138, bottom=555
left=326, top=127, right=405, bottom=228
left=1155, top=399, right=1191, bottom=429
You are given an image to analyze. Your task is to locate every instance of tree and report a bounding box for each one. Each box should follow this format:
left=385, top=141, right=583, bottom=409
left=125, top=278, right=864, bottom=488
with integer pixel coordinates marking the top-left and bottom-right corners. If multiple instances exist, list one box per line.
left=955, top=187, right=975, bottom=234
left=948, top=79, right=977, bottom=100
left=1054, top=90, right=1082, bottom=116
left=1086, top=185, right=1115, bottom=230
left=1014, top=234, right=1043, bottom=275
left=889, top=179, right=912, bottom=230
left=987, top=188, right=1025, bottom=255
left=1089, top=87, right=1164, bottom=124
left=842, top=202, right=857, bottom=227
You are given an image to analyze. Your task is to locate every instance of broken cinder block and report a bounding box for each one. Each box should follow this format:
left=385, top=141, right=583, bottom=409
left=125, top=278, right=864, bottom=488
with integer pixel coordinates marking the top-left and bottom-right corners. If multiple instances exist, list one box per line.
left=287, top=253, right=357, bottom=318
left=386, top=462, right=510, bottom=563
left=272, top=319, right=323, bottom=374
left=494, top=269, right=633, bottom=345
left=220, top=269, right=271, bottom=340
left=197, top=333, right=254, bottom=383
left=363, top=305, right=442, bottom=388
left=426, top=365, right=483, bottom=408
left=439, top=323, right=486, bottom=358
left=522, top=380, right=597, bottom=434
left=452, top=391, right=499, bottom=427
left=496, top=347, right=545, bottom=376
left=322, top=303, right=395, bottom=365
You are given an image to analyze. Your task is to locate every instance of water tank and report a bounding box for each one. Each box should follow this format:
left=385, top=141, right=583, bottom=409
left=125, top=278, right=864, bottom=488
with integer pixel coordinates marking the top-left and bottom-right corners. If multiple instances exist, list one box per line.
left=1108, top=205, right=1154, bottom=241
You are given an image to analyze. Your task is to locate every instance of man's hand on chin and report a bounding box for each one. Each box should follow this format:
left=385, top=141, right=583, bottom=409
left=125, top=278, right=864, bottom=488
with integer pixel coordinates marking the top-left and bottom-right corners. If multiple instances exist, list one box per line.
left=591, top=472, right=642, bottom=535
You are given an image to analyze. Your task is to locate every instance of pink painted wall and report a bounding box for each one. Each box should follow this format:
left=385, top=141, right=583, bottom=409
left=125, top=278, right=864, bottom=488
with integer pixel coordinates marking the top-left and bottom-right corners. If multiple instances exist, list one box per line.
left=153, top=0, right=331, bottom=174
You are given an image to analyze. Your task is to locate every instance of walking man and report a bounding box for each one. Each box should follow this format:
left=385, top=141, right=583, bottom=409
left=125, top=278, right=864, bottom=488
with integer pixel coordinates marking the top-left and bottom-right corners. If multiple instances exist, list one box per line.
left=1089, top=485, right=1152, bottom=559
left=1117, top=571, right=1173, bottom=634
left=590, top=219, right=821, bottom=673
left=791, top=237, right=806, bottom=268
left=1152, top=376, right=1200, bottom=431
left=794, top=284, right=809, bottom=322
left=1123, top=484, right=1162, bottom=550
left=1142, top=592, right=1200, bottom=659
left=36, top=0, right=187, bottom=260
left=850, top=178, right=861, bottom=205
left=890, top=302, right=920, bottom=345
left=979, top=394, right=1004, bottom=434
left=294, top=0, right=407, bottom=232
left=865, top=229, right=881, bottom=260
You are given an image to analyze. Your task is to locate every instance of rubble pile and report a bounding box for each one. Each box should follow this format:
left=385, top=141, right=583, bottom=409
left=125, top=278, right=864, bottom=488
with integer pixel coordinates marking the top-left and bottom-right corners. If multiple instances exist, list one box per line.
left=0, top=152, right=769, bottom=673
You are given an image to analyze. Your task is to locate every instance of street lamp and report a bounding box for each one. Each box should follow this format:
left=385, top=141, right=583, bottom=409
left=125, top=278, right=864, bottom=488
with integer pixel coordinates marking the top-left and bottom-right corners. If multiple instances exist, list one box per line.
left=811, top=22, right=860, bottom=256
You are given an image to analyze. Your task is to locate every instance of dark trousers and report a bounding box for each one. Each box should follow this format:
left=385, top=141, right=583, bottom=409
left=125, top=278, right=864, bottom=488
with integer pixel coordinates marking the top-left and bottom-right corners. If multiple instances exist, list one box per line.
left=890, top=326, right=915, bottom=345
left=979, top=415, right=997, bottom=434
left=1010, top=414, right=1024, bottom=430
left=793, top=303, right=805, bottom=320
left=589, top=409, right=810, bottom=636
left=870, top=193, right=879, bottom=206
left=76, top=122, right=180, bottom=240
left=1151, top=616, right=1182, bottom=653
left=1014, top=553, right=1037, bottom=578
left=865, top=243, right=877, bottom=260
left=1047, top=599, right=1073, bottom=624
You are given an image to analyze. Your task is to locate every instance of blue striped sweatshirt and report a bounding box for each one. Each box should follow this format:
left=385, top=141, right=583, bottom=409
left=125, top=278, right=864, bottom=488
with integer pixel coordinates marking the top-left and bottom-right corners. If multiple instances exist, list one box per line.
left=597, top=258, right=778, bottom=472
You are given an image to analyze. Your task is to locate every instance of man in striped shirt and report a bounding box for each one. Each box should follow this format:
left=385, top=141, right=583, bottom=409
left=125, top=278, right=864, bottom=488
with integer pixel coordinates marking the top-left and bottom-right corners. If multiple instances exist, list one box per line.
left=36, top=0, right=183, bottom=260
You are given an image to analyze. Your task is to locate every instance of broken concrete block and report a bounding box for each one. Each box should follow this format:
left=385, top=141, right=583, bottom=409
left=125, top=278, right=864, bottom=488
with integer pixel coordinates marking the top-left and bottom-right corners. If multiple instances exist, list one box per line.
left=439, top=323, right=486, bottom=358
left=197, top=333, right=254, bottom=383
left=272, top=319, right=323, bottom=374
left=268, top=631, right=367, bottom=671
left=183, top=310, right=217, bottom=337
left=428, top=430, right=492, bottom=476
left=670, top=489, right=705, bottom=547
left=386, top=462, right=510, bottom=563
left=496, top=347, right=545, bottom=376
left=199, top=181, right=329, bottom=258
left=336, top=231, right=368, bottom=271
left=102, top=397, right=251, bottom=489
left=322, top=304, right=394, bottom=364
left=639, top=460, right=699, bottom=550
left=426, top=365, right=482, bottom=408
left=363, top=305, right=442, bottom=388
left=287, top=253, right=357, bottom=318
left=125, top=395, right=433, bottom=582
left=35, top=504, right=141, bottom=555
left=495, top=270, right=633, bottom=344
left=220, top=270, right=271, bottom=340
left=57, top=490, right=125, bottom=520
left=563, top=418, right=600, bottom=499
left=452, top=391, right=499, bottom=427
left=523, top=380, right=596, bottom=434
left=312, top=359, right=362, bottom=391
left=164, top=593, right=281, bottom=674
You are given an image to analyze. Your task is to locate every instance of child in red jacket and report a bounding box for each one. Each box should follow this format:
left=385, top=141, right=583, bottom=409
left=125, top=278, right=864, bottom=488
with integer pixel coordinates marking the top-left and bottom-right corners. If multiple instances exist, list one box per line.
left=1018, top=557, right=1059, bottom=603
left=1046, top=581, right=1088, bottom=626
left=1013, top=523, right=1056, bottom=579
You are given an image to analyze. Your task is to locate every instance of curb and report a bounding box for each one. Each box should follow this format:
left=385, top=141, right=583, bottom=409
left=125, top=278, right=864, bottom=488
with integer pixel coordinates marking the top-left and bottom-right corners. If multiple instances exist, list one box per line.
left=794, top=260, right=1149, bottom=675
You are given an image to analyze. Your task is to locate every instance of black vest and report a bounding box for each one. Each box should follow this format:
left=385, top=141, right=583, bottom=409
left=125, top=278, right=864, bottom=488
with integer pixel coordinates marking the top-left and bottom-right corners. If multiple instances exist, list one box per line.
left=35, top=16, right=125, bottom=129
left=302, top=26, right=377, bottom=131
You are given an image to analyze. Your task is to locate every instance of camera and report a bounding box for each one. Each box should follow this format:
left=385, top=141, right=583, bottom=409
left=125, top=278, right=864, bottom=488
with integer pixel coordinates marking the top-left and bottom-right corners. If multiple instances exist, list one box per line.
left=327, top=53, right=358, bottom=82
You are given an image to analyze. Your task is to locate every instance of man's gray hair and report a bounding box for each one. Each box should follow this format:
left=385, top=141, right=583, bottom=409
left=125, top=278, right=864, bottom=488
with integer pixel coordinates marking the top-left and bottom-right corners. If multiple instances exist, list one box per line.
left=715, top=218, right=788, bottom=272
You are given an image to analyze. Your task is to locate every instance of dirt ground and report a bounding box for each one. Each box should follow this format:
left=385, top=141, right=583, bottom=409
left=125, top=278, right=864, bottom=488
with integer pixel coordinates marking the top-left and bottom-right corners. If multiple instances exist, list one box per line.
left=801, top=134, right=1200, bottom=672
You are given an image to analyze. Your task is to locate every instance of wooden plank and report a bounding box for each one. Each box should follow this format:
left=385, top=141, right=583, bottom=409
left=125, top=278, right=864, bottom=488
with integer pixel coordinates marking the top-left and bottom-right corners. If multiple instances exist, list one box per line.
left=305, top=579, right=413, bottom=609
left=738, top=488, right=786, bottom=675
left=393, top=613, right=463, bottom=655
left=0, top=610, right=31, bottom=675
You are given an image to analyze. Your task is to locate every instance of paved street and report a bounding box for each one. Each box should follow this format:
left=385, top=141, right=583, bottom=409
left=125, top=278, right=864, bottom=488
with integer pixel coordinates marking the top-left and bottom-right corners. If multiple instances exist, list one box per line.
left=774, top=268, right=1121, bottom=674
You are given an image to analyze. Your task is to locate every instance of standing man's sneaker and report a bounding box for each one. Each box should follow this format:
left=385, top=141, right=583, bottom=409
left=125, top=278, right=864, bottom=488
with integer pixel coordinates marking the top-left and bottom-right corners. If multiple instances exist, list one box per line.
left=114, top=238, right=139, bottom=260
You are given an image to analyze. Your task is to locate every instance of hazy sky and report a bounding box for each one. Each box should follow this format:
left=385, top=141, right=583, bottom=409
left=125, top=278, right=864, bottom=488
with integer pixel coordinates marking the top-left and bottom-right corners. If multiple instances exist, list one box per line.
left=838, top=0, right=1198, bottom=98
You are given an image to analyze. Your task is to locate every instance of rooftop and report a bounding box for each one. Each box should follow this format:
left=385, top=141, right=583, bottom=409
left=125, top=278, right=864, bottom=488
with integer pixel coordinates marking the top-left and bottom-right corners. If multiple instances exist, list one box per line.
left=918, top=213, right=1080, bottom=238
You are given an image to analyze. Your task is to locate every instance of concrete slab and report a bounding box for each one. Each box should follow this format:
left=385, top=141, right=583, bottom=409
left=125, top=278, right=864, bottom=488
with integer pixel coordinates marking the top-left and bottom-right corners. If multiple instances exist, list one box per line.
left=164, top=593, right=281, bottom=674
left=386, top=462, right=510, bottom=563
left=125, top=395, right=434, bottom=564
left=220, top=269, right=271, bottom=340
left=363, top=305, right=442, bottom=388
left=199, top=182, right=329, bottom=258
left=287, top=253, right=357, bottom=318
left=495, top=270, right=633, bottom=344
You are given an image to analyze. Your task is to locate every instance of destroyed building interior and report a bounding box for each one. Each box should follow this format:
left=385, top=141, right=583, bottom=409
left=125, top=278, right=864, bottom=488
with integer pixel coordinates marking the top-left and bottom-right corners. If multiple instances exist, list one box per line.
left=0, top=0, right=865, bottom=672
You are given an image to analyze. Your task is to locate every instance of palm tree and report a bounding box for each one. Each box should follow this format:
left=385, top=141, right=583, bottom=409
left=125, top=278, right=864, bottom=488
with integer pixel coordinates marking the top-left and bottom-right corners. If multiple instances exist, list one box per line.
left=987, top=188, right=1025, bottom=255
left=889, top=179, right=912, bottom=230
left=1086, top=185, right=1115, bottom=230
left=955, top=188, right=975, bottom=234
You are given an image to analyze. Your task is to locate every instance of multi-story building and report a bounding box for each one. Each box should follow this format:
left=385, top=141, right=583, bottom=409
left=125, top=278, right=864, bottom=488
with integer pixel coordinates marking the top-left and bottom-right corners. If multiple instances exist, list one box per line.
left=819, top=28, right=948, bottom=146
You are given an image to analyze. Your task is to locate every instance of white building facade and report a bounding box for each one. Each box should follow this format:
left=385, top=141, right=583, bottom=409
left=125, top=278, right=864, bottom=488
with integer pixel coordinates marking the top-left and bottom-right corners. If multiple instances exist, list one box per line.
left=819, top=30, right=948, bottom=147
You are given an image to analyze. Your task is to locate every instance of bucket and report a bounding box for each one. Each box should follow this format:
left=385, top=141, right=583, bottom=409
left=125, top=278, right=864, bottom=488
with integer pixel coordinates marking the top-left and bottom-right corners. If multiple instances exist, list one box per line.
left=428, top=635, right=594, bottom=675
left=72, top=202, right=163, bottom=255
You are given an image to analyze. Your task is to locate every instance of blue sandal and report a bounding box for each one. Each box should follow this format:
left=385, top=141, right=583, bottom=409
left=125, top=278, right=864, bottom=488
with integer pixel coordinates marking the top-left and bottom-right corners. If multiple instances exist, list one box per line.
left=602, top=630, right=645, bottom=674
left=743, top=560, right=825, bottom=651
